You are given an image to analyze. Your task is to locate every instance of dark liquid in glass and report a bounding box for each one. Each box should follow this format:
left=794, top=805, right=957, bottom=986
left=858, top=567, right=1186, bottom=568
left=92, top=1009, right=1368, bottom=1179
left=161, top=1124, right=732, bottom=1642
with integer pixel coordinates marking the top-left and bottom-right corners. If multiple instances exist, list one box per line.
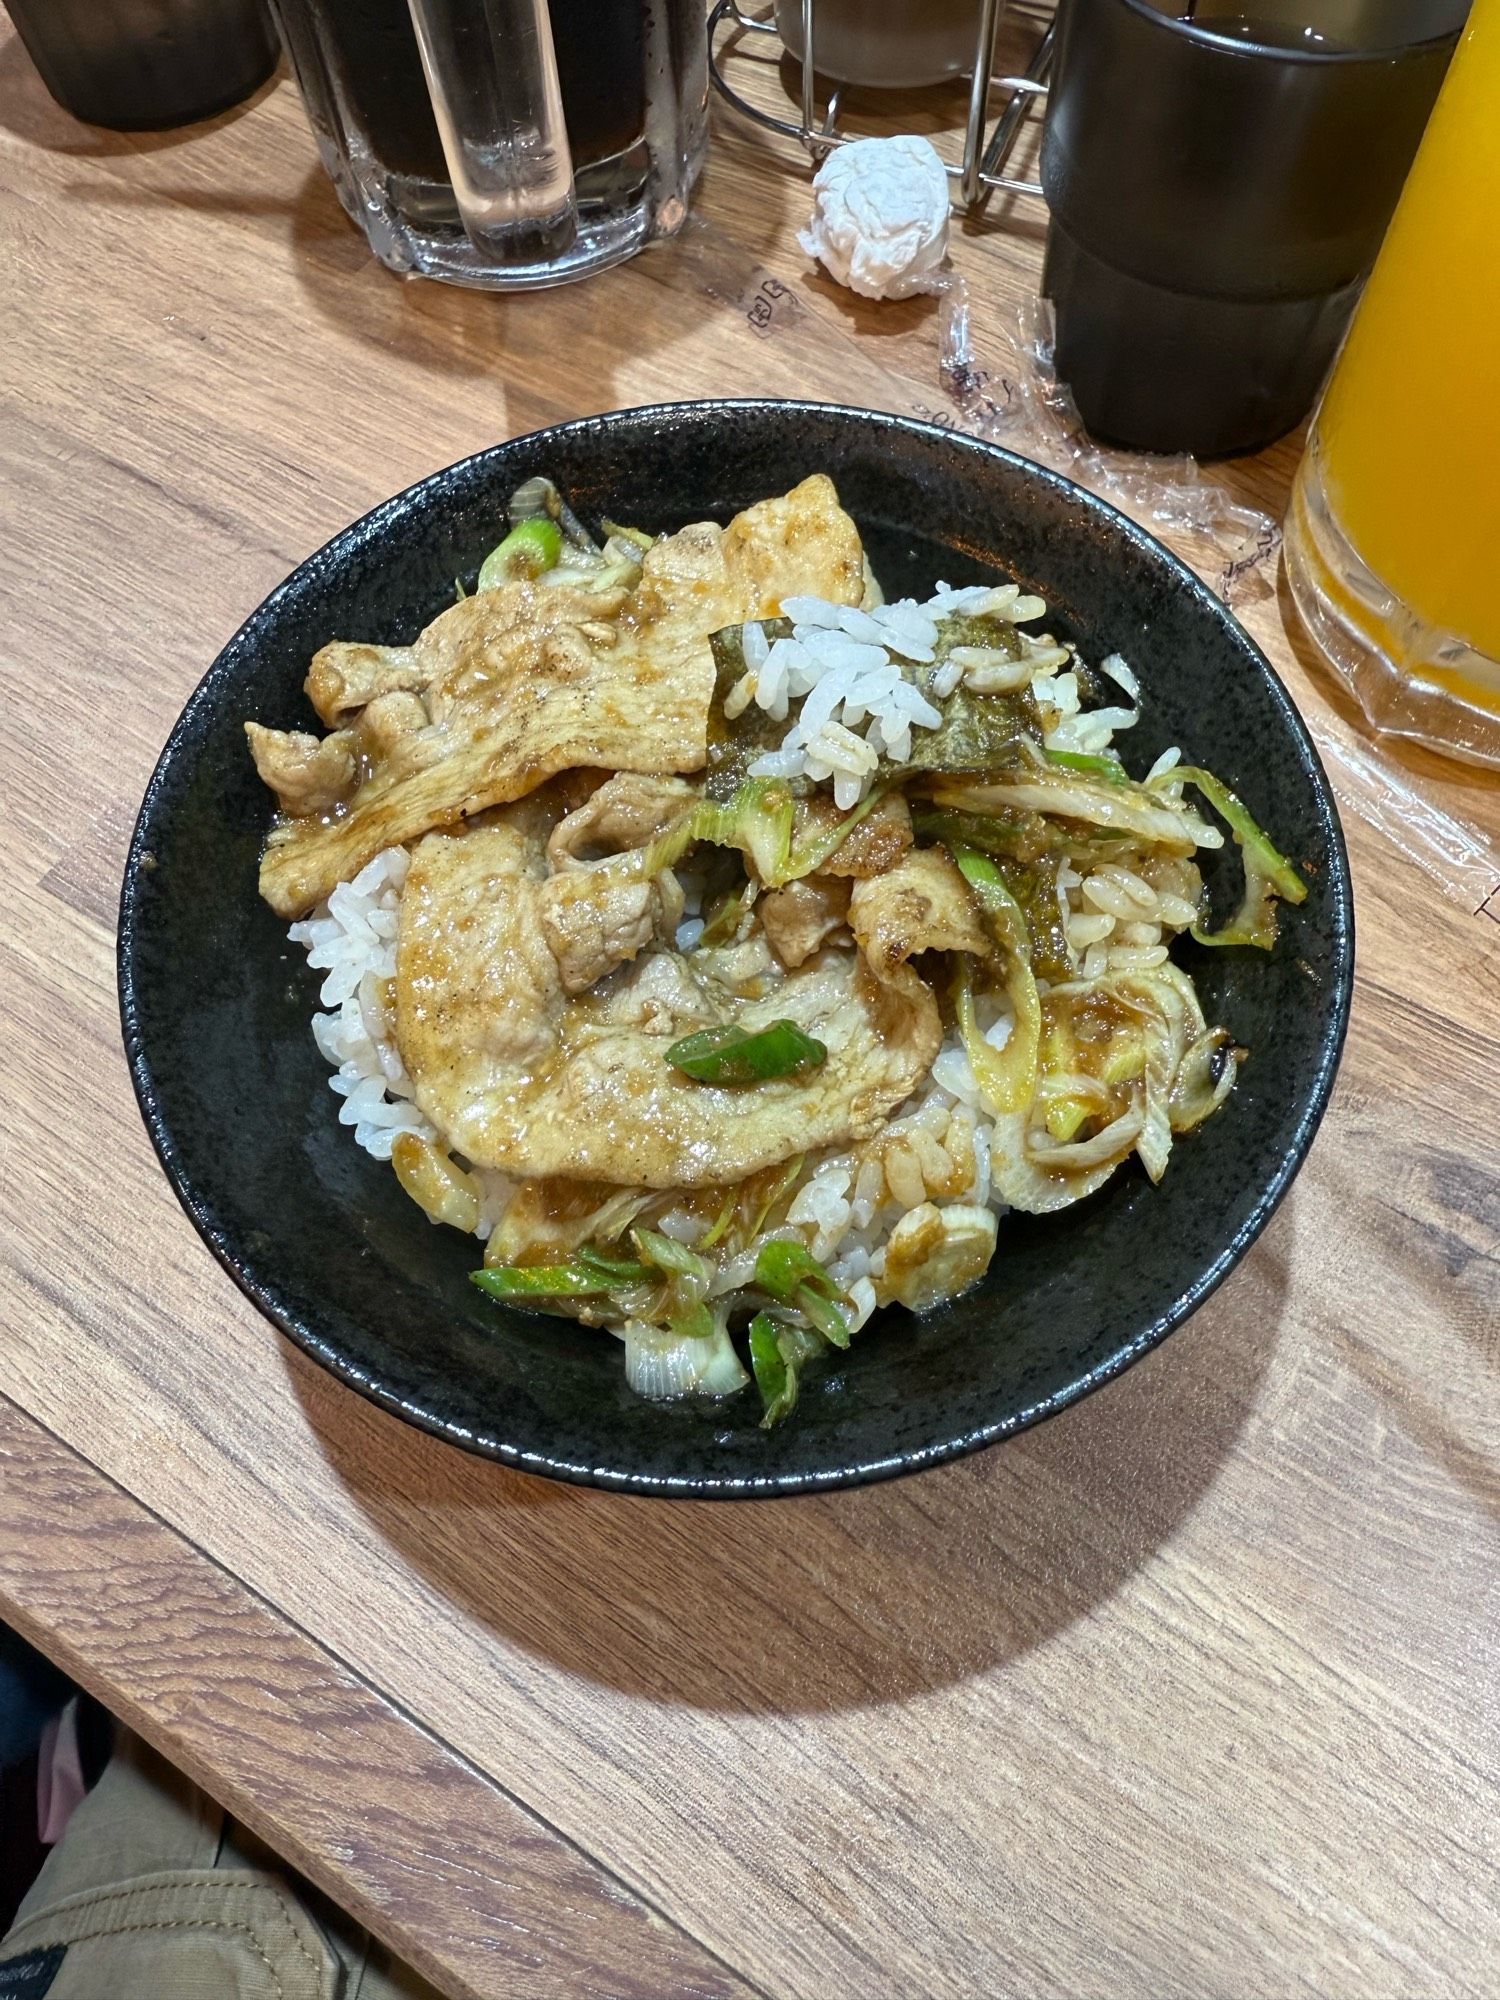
left=1177, top=3, right=1354, bottom=46
left=1190, top=15, right=1349, bottom=45
left=320, top=0, right=647, bottom=187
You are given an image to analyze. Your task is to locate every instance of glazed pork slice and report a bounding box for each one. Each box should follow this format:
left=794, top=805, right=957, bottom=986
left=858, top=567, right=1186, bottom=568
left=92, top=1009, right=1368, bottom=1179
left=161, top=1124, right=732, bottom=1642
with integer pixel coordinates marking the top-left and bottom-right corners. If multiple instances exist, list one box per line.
left=392, top=807, right=956, bottom=1190
left=251, top=475, right=867, bottom=919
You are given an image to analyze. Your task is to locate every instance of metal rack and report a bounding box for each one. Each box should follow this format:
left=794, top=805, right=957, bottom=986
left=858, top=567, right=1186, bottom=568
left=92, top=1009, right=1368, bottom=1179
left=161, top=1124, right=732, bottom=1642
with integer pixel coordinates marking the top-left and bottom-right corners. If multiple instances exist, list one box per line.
left=707, top=0, right=1055, bottom=211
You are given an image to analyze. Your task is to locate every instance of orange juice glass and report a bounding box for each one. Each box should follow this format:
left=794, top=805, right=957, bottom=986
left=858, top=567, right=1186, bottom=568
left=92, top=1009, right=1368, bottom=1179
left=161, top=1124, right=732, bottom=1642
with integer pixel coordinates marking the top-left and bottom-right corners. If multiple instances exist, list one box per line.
left=1285, top=0, right=1500, bottom=766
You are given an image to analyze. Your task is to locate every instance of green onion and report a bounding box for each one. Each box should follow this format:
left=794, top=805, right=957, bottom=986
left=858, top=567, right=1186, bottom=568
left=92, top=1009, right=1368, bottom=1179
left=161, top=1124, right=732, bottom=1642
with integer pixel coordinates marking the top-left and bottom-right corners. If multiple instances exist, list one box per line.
left=601, top=519, right=655, bottom=551
left=754, top=1238, right=830, bottom=1302
left=1037, top=1011, right=1095, bottom=1141
left=667, top=1301, right=718, bottom=1342
left=748, top=1314, right=825, bottom=1429
left=641, top=779, right=796, bottom=890
left=699, top=1190, right=740, bottom=1252
left=631, top=1228, right=712, bottom=1287
left=1045, top=748, right=1128, bottom=784
left=1169, top=767, right=1308, bottom=949
left=798, top=1290, right=852, bottom=1346
left=949, top=845, right=1042, bottom=1115
left=643, top=774, right=891, bottom=893
left=784, top=781, right=891, bottom=879
left=630, top=1227, right=716, bottom=1333
left=471, top=1253, right=649, bottom=1302
left=477, top=517, right=563, bottom=589
left=696, top=883, right=748, bottom=951
left=666, top=1019, right=827, bottom=1086
left=574, top=1246, right=653, bottom=1283
left=749, top=1313, right=793, bottom=1427
left=749, top=1155, right=805, bottom=1242
left=913, top=805, right=1058, bottom=863
left=753, top=1240, right=850, bottom=1349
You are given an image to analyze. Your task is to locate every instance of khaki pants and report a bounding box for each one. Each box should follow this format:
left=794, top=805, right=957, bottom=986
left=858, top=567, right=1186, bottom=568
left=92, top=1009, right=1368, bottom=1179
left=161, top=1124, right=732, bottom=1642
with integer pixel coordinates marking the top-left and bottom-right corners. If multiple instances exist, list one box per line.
left=0, top=1734, right=442, bottom=2000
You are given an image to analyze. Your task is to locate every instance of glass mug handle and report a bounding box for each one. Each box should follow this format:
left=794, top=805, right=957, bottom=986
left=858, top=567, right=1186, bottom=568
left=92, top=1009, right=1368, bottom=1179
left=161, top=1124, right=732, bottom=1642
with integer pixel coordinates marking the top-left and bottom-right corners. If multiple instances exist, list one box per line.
left=404, top=0, right=578, bottom=260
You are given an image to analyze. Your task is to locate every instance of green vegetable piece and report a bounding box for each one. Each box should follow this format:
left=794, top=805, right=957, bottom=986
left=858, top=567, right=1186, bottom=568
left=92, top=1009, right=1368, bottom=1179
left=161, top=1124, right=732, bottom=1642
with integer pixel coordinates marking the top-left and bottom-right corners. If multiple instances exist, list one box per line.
left=754, top=1237, right=834, bottom=1303
left=666, top=1019, right=827, bottom=1086
left=950, top=845, right=1043, bottom=1116
left=699, top=1190, right=740, bottom=1252
left=642, top=778, right=796, bottom=890
left=749, top=1155, right=805, bottom=1243
left=748, top=1315, right=826, bottom=1428
left=477, top=517, right=562, bottom=589
left=471, top=1254, right=648, bottom=1303
left=784, top=780, right=892, bottom=879
left=668, top=1301, right=719, bottom=1342
left=631, top=1227, right=712, bottom=1287
left=1170, top=767, right=1308, bottom=950
left=1045, top=748, right=1128, bottom=784
left=601, top=518, right=654, bottom=552
left=913, top=805, right=1061, bottom=867
left=753, top=1240, right=851, bottom=1350
left=574, top=1245, right=653, bottom=1284
left=749, top=1313, right=795, bottom=1427
left=697, top=883, right=748, bottom=950
left=798, top=1290, right=851, bottom=1348
left=1003, top=851, right=1073, bottom=984
left=1038, top=1012, right=1094, bottom=1142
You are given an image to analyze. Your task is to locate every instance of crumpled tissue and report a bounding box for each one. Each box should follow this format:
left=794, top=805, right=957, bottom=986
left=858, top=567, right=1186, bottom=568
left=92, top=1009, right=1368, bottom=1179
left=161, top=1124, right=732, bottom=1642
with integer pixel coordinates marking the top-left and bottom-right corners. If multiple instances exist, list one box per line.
left=798, top=134, right=951, bottom=301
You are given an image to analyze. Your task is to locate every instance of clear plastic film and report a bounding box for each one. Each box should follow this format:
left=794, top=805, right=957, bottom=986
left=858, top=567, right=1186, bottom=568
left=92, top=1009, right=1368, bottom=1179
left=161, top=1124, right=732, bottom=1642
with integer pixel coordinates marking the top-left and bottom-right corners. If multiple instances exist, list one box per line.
left=1314, top=731, right=1500, bottom=920
left=936, top=280, right=1279, bottom=607
left=654, top=214, right=1500, bottom=919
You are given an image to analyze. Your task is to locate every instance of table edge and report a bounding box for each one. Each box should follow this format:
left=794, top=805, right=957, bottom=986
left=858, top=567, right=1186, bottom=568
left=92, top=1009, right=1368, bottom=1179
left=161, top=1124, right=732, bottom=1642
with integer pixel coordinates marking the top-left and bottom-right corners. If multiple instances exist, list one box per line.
left=0, top=1392, right=759, bottom=2000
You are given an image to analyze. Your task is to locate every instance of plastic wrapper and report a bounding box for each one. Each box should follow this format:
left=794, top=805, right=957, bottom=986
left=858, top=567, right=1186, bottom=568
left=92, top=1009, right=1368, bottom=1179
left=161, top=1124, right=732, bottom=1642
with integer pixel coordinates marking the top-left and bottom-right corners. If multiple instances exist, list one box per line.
left=1315, top=731, right=1500, bottom=918
left=937, top=280, right=1280, bottom=608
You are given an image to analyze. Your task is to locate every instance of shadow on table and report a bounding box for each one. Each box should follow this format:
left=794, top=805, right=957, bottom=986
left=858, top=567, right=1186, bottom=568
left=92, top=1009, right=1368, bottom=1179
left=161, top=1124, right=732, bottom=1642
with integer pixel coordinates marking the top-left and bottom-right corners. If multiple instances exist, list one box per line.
left=293, top=1207, right=1291, bottom=1716
left=42, top=146, right=789, bottom=416
left=0, top=30, right=281, bottom=155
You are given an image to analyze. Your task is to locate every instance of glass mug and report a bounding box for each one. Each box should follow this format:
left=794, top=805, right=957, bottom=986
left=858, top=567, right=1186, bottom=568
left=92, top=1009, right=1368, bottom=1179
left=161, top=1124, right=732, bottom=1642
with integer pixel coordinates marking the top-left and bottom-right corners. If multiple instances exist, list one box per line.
left=1284, top=0, right=1500, bottom=766
left=270, top=0, right=709, bottom=288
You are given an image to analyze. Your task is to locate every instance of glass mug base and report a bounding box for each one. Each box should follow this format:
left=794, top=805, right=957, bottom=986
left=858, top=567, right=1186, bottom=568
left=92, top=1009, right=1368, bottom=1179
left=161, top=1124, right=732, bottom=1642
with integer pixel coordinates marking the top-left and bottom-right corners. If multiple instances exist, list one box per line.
left=321, top=139, right=704, bottom=290
left=1285, top=443, right=1500, bottom=770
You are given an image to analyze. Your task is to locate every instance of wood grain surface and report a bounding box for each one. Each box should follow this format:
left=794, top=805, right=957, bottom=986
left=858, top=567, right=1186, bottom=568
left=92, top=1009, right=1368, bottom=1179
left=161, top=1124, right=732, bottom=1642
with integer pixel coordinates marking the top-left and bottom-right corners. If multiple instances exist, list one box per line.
left=0, top=1399, right=753, bottom=2000
left=2, top=18, right=1498, bottom=2000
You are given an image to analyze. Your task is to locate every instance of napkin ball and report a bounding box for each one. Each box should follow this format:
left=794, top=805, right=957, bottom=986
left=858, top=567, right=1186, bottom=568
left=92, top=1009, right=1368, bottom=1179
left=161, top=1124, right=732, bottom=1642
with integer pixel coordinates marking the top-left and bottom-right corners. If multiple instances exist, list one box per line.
left=798, top=135, right=951, bottom=301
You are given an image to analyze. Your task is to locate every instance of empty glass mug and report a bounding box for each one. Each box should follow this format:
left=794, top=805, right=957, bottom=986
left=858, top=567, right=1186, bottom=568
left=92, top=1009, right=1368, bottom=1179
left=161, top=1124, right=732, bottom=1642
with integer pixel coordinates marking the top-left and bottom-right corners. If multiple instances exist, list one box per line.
left=270, top=0, right=709, bottom=287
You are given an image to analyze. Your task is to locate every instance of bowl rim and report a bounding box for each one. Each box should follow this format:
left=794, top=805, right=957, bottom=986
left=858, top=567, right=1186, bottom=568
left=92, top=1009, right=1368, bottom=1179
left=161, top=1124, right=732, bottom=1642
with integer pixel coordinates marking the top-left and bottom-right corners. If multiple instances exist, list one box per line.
left=118, top=398, right=1355, bottom=1497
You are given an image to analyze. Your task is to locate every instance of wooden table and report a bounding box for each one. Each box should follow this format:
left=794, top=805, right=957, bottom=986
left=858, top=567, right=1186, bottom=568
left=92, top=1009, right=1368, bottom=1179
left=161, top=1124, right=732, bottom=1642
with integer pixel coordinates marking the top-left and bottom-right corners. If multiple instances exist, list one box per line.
left=2, top=20, right=1497, bottom=1998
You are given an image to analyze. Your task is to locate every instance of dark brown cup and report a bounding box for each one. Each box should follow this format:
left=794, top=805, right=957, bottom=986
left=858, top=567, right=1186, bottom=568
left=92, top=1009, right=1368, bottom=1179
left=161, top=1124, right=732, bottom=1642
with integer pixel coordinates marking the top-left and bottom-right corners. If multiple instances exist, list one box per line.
left=1040, top=0, right=1466, bottom=456
left=5, top=0, right=279, bottom=130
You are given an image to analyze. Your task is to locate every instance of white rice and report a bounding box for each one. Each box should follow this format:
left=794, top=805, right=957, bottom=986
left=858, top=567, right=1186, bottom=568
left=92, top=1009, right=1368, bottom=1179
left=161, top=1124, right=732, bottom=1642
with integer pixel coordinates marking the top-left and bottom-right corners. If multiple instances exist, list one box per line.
left=289, top=848, right=433, bottom=1163
left=746, top=580, right=1067, bottom=808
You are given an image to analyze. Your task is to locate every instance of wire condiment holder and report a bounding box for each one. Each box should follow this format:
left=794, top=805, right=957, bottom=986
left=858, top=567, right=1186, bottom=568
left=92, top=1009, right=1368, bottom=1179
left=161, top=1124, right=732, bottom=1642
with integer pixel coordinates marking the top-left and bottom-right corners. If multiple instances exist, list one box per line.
left=707, top=0, right=1056, bottom=209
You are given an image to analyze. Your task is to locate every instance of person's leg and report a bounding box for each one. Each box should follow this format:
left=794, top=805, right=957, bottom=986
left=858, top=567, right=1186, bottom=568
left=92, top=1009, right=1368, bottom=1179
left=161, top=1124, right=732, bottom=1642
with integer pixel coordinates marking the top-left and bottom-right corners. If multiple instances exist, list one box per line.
left=0, top=1626, right=76, bottom=1929
left=3, top=1731, right=445, bottom=2000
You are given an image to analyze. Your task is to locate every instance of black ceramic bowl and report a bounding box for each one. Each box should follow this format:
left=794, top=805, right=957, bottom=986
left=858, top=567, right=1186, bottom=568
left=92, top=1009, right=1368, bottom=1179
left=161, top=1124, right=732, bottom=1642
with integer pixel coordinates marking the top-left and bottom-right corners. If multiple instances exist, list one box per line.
left=119, top=402, right=1353, bottom=1496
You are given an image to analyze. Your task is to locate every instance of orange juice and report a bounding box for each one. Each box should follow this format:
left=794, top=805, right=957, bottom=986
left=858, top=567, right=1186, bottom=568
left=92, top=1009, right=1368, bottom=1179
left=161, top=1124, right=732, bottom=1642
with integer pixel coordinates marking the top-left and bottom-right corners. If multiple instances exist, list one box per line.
left=1314, top=0, right=1500, bottom=682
